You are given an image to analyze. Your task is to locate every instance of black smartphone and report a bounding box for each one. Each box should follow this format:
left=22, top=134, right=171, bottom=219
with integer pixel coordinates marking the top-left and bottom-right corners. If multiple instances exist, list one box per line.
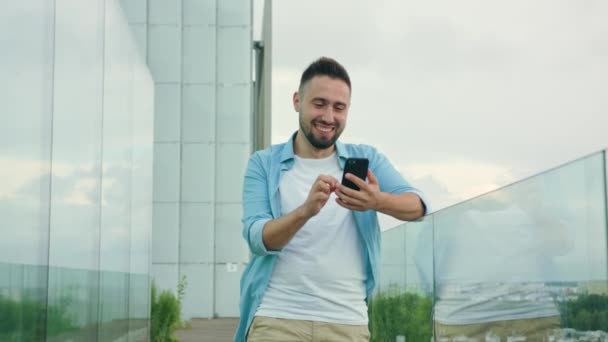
left=341, top=158, right=369, bottom=191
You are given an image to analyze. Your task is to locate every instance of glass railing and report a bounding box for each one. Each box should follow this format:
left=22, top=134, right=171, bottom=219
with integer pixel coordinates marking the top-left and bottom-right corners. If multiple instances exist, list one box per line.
left=371, top=150, right=608, bottom=341
left=0, top=263, right=149, bottom=341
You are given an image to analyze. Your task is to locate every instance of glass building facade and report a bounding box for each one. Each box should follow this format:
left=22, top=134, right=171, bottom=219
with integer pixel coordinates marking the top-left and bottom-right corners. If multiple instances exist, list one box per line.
left=118, top=0, right=254, bottom=319
left=0, top=0, right=154, bottom=341
left=373, top=151, right=608, bottom=341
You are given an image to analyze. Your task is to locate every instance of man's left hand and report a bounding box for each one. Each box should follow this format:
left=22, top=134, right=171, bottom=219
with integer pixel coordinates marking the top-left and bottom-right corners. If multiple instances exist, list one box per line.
left=336, top=169, right=381, bottom=211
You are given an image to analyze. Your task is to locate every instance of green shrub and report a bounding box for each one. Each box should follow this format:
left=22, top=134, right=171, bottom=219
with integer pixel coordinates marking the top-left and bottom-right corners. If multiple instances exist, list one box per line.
left=368, top=288, right=433, bottom=342
left=559, top=293, right=608, bottom=331
left=150, top=275, right=187, bottom=342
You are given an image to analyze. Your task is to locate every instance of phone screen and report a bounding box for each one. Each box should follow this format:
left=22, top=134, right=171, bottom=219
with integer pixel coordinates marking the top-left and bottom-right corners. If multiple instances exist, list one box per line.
left=341, top=158, right=369, bottom=191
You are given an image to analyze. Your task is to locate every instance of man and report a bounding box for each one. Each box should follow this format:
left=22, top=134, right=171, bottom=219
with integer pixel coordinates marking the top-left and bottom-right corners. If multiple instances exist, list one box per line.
left=234, top=57, right=428, bottom=342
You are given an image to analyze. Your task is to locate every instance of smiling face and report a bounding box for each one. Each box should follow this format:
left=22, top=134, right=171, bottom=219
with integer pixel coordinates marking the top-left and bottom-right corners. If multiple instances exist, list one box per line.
left=294, top=75, right=351, bottom=152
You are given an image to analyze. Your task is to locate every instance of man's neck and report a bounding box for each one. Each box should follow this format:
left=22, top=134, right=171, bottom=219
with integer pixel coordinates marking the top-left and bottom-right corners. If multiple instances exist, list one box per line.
left=293, top=131, right=336, bottom=159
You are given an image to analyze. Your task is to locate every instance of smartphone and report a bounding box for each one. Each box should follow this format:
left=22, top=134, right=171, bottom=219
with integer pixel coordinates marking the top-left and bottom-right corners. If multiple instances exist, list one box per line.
left=341, top=158, right=369, bottom=191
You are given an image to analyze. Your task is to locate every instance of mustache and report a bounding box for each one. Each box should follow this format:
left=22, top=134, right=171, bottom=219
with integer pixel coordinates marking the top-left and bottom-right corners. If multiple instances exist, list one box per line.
left=312, top=119, right=337, bottom=127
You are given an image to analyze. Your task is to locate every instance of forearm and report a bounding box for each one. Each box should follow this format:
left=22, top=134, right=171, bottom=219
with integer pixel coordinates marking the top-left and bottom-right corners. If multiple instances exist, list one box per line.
left=375, top=192, right=425, bottom=221
left=262, top=205, right=310, bottom=251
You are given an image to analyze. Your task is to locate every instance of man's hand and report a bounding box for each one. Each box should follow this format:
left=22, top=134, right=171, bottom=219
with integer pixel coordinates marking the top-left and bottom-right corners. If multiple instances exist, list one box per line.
left=335, top=169, right=380, bottom=211
left=336, top=168, right=426, bottom=220
left=301, top=174, right=339, bottom=218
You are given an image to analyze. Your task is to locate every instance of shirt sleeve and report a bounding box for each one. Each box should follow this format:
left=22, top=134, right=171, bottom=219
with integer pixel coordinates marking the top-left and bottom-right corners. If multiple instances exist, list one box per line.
left=369, top=148, right=431, bottom=216
left=241, top=152, right=282, bottom=256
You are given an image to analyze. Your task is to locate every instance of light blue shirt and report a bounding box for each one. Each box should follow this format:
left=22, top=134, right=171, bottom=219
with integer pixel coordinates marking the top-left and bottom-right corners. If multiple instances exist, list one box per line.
left=234, top=133, right=428, bottom=341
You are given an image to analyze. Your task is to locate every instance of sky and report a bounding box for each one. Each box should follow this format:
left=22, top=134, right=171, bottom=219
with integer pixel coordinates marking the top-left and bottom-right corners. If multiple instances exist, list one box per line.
left=255, top=0, right=608, bottom=229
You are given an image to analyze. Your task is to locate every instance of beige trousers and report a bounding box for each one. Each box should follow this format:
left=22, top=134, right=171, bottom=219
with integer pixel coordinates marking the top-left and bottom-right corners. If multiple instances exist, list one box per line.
left=247, top=316, right=370, bottom=342
left=434, top=315, right=561, bottom=341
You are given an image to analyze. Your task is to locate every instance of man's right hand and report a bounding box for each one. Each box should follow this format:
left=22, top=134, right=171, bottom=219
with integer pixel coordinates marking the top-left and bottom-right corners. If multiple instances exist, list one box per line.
left=301, top=175, right=339, bottom=219
left=261, top=175, right=339, bottom=252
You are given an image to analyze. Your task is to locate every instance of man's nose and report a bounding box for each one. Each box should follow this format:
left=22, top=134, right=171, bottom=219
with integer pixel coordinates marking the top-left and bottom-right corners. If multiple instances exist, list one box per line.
left=320, top=107, right=334, bottom=121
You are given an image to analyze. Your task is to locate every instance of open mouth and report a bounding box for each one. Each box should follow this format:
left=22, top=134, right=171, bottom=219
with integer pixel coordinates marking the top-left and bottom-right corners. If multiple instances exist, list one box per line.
left=313, top=122, right=335, bottom=134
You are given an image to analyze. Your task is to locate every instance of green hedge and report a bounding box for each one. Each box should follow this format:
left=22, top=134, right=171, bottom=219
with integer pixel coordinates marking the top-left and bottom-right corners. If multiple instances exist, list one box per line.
left=368, top=289, right=433, bottom=342
left=369, top=290, right=608, bottom=340
left=559, top=293, right=608, bottom=331
left=0, top=293, right=77, bottom=341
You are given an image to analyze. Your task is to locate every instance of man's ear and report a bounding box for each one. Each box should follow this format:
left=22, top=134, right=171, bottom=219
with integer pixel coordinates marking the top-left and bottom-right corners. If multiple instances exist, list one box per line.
left=293, top=91, right=300, bottom=112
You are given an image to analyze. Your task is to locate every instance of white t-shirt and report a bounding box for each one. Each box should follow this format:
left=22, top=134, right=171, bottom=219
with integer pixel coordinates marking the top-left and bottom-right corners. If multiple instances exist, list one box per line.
left=255, top=153, right=368, bottom=324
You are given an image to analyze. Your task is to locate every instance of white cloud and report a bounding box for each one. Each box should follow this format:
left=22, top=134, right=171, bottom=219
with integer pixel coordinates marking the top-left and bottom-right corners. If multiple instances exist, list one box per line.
left=402, top=160, right=516, bottom=206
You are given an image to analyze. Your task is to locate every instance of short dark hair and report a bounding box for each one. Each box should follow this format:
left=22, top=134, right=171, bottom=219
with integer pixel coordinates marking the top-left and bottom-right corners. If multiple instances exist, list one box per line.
left=299, top=57, right=351, bottom=92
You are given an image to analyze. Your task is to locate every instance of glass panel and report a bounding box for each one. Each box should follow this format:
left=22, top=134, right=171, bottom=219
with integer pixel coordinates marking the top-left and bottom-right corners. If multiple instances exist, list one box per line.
left=378, top=227, right=405, bottom=291
left=184, top=0, right=216, bottom=26
left=148, top=0, right=181, bottom=25
left=148, top=25, right=181, bottom=83
left=182, top=84, right=215, bottom=143
left=183, top=26, right=216, bottom=84
left=216, top=144, right=250, bottom=203
left=153, top=143, right=180, bottom=202
left=118, top=0, right=147, bottom=24
left=218, top=84, right=251, bottom=115
left=98, top=1, right=135, bottom=340
left=152, top=203, right=180, bottom=263
left=376, top=152, right=608, bottom=341
left=372, top=218, right=434, bottom=342
left=154, top=84, right=181, bottom=142
left=181, top=143, right=215, bottom=202
left=214, top=264, right=243, bottom=317
left=180, top=203, right=214, bottom=263
left=128, top=54, right=154, bottom=342
left=218, top=0, right=251, bottom=26
left=432, top=152, right=607, bottom=340
left=151, top=265, right=178, bottom=293
left=180, top=264, right=213, bottom=319
left=217, top=27, right=250, bottom=84
left=0, top=1, right=54, bottom=341
left=217, top=85, right=251, bottom=144
left=215, top=204, right=248, bottom=263
left=129, top=23, right=147, bottom=65
left=47, top=0, right=105, bottom=340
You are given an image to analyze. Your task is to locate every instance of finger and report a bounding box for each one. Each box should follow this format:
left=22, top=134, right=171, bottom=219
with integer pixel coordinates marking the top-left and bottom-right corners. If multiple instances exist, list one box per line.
left=314, top=192, right=330, bottom=202
left=336, top=197, right=364, bottom=211
left=337, top=184, right=366, bottom=200
left=345, top=173, right=368, bottom=189
left=336, top=197, right=353, bottom=209
left=367, top=169, right=379, bottom=185
left=336, top=192, right=365, bottom=207
left=317, top=174, right=339, bottom=185
left=315, top=175, right=339, bottom=193
left=313, top=179, right=332, bottom=194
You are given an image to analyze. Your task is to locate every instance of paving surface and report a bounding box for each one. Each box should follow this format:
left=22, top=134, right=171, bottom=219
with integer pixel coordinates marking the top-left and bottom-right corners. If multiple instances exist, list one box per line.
left=175, top=318, right=239, bottom=342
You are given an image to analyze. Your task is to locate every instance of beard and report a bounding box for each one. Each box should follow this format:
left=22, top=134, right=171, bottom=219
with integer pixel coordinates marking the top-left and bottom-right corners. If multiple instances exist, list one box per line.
left=299, top=114, right=343, bottom=150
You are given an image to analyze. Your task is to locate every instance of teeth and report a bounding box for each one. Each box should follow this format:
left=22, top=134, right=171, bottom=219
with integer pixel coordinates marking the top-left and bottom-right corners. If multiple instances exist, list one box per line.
left=316, top=125, right=333, bottom=132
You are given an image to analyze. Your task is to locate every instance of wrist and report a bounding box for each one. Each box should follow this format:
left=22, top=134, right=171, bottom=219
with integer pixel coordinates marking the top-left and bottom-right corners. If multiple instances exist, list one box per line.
left=296, top=205, right=312, bottom=221
left=374, top=192, right=388, bottom=212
